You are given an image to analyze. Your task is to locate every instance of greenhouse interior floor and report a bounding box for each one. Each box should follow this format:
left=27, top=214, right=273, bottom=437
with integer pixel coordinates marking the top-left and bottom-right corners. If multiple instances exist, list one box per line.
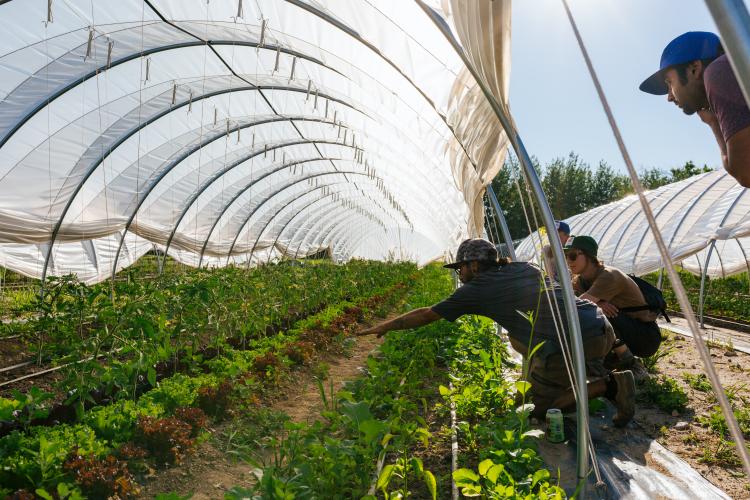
left=536, top=406, right=731, bottom=499
left=502, top=322, right=750, bottom=499
left=659, top=316, right=750, bottom=355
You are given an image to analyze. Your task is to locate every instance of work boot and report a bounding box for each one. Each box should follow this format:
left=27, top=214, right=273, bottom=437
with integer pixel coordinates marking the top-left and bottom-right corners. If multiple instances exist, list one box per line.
left=604, top=347, right=635, bottom=371
left=611, top=370, right=636, bottom=428
left=630, top=358, right=650, bottom=384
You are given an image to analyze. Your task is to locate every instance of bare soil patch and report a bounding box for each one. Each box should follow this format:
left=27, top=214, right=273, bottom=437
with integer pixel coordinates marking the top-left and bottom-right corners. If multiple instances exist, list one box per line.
left=633, top=330, right=750, bottom=499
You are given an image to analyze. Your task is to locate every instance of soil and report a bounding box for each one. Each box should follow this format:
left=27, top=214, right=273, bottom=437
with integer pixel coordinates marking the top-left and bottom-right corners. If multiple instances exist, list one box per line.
left=137, top=322, right=390, bottom=499
left=632, top=329, right=750, bottom=499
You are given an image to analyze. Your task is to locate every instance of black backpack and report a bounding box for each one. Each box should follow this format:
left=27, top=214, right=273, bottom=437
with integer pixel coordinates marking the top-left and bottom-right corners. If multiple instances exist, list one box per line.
left=619, top=274, right=671, bottom=323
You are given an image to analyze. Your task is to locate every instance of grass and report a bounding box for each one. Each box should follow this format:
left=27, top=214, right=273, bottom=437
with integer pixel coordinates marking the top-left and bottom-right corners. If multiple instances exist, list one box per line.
left=642, top=331, right=674, bottom=374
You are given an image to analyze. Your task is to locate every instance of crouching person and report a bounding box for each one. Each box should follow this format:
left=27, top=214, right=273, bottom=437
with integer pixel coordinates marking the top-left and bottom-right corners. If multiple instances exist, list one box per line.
left=564, top=235, right=662, bottom=370
left=356, top=238, right=636, bottom=428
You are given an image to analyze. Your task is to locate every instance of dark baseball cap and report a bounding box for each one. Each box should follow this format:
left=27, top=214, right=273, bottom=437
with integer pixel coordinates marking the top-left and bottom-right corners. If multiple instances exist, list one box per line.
left=556, top=220, right=571, bottom=235
left=640, top=31, right=722, bottom=95
left=444, top=238, right=498, bottom=269
left=564, top=235, right=598, bottom=258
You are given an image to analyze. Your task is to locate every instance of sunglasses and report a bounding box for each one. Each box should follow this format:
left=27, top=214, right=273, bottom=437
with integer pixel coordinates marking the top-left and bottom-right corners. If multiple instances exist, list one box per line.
left=565, top=251, right=583, bottom=262
left=452, top=262, right=467, bottom=274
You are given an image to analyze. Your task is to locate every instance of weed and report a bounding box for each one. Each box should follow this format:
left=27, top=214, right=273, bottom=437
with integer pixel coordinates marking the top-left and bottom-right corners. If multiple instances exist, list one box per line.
left=642, top=343, right=673, bottom=374
left=638, top=376, right=688, bottom=413
left=682, top=432, right=699, bottom=445
left=682, top=372, right=712, bottom=392
left=699, top=438, right=742, bottom=467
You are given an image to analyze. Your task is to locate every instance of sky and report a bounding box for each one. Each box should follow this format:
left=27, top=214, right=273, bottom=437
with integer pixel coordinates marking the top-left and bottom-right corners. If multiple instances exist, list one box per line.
left=509, top=0, right=749, bottom=174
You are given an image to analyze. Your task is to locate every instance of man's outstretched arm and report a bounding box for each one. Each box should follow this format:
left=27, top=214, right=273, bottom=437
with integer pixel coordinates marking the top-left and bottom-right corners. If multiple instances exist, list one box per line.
left=356, top=307, right=441, bottom=337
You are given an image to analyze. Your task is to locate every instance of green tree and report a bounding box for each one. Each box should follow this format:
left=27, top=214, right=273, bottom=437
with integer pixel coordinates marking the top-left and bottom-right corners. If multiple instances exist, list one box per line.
left=639, top=167, right=671, bottom=190
left=669, top=160, right=713, bottom=181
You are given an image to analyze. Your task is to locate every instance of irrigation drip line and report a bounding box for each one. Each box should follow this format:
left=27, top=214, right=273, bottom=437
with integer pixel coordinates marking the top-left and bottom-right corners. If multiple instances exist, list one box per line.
left=0, top=347, right=123, bottom=390
left=560, top=0, right=750, bottom=480
left=449, top=380, right=459, bottom=500
left=0, top=360, right=35, bottom=375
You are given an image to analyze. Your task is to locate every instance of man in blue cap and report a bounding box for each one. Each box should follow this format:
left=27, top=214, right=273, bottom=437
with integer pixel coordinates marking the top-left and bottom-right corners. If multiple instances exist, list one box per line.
left=640, top=31, right=750, bottom=187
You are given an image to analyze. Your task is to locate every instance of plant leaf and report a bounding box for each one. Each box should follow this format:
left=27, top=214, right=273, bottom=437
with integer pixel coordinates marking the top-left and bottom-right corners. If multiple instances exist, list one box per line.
left=423, top=470, right=437, bottom=500
left=478, top=458, right=494, bottom=476
left=377, top=464, right=395, bottom=491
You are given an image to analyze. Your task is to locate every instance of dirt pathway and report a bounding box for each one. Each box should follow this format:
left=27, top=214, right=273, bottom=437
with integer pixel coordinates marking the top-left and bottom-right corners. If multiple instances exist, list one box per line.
left=137, top=333, right=386, bottom=499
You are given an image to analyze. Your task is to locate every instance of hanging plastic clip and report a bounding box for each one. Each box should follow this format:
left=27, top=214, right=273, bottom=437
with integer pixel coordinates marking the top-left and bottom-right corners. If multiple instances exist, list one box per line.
left=84, top=27, right=94, bottom=61
left=333, top=110, right=337, bottom=127
left=313, top=89, right=319, bottom=110
left=106, top=39, right=114, bottom=68
left=252, top=132, right=256, bottom=149
left=237, top=127, right=241, bottom=144
left=46, top=0, right=53, bottom=24
left=289, top=56, right=296, bottom=82
left=259, top=18, right=268, bottom=48
left=236, top=0, right=244, bottom=20
left=273, top=46, right=280, bottom=74
left=187, top=89, right=193, bottom=112
left=324, top=99, right=329, bottom=118
left=214, top=107, right=218, bottom=126
left=171, top=82, right=177, bottom=106
left=305, top=80, right=312, bottom=101
left=144, top=57, right=151, bottom=84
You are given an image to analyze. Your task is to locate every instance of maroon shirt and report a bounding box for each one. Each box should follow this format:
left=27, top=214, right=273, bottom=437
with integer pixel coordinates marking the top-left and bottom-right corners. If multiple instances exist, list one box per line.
left=705, top=54, right=750, bottom=142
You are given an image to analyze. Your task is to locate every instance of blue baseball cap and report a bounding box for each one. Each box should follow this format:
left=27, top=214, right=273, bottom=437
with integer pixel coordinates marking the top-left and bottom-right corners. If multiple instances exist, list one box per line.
left=555, top=220, right=571, bottom=235
left=639, top=31, right=722, bottom=95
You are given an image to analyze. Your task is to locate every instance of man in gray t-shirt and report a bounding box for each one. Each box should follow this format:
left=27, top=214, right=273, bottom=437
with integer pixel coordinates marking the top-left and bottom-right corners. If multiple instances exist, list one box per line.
left=357, top=238, right=636, bottom=427
left=640, top=31, right=750, bottom=187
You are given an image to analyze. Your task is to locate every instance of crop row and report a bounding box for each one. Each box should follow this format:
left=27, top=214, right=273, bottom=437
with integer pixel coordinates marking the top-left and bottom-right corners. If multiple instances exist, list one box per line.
left=643, top=269, right=750, bottom=323
left=0, top=261, right=415, bottom=499
left=223, top=265, right=563, bottom=499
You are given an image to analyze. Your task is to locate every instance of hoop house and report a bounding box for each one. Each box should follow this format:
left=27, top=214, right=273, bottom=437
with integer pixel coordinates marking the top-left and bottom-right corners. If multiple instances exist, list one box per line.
left=516, top=170, right=750, bottom=278
left=0, top=0, right=511, bottom=284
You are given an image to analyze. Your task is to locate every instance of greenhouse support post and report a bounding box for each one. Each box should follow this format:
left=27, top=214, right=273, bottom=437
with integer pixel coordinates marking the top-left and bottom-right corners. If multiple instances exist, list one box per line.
left=414, top=2, right=592, bottom=490
left=698, top=241, right=715, bottom=328
left=704, top=0, right=750, bottom=108
left=487, top=185, right=517, bottom=260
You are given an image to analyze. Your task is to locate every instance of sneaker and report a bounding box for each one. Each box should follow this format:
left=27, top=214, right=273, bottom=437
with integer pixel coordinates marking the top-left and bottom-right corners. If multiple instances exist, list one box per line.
left=611, top=370, right=636, bottom=428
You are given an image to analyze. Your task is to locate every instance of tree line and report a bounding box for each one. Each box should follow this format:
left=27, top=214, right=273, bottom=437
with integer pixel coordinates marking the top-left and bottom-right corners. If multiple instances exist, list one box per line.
left=488, top=153, right=714, bottom=240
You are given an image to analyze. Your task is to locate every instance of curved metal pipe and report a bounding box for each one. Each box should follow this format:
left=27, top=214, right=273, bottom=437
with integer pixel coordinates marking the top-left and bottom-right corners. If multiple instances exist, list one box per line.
left=265, top=185, right=397, bottom=265
left=244, top=178, right=387, bottom=266
left=0, top=38, right=345, bottom=150
left=291, top=203, right=353, bottom=260
left=110, top=143, right=355, bottom=282
left=159, top=128, right=340, bottom=266
left=180, top=157, right=342, bottom=268
left=39, top=83, right=361, bottom=288
left=265, top=189, right=365, bottom=265
left=201, top=167, right=386, bottom=267
left=630, top=174, right=728, bottom=269
left=416, top=1, right=591, bottom=483
left=223, top=171, right=372, bottom=264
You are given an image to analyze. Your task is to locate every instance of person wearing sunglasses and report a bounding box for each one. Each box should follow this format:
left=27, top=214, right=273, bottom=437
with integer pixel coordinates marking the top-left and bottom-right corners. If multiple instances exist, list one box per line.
left=564, top=236, right=662, bottom=373
left=357, top=238, right=636, bottom=427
